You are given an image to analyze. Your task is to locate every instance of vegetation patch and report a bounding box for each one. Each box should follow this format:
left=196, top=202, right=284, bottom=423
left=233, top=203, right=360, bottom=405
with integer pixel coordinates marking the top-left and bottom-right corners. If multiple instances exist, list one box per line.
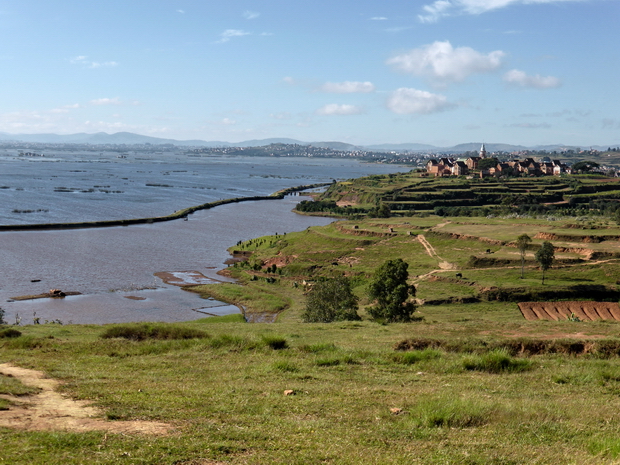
left=0, top=328, right=22, bottom=338
left=100, top=323, right=209, bottom=341
left=462, top=349, right=533, bottom=373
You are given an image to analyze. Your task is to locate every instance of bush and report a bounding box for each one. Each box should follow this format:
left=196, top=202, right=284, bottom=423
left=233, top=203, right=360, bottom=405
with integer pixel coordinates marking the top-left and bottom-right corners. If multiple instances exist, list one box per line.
left=367, top=259, right=416, bottom=322
left=100, top=323, right=209, bottom=341
left=0, top=328, right=22, bottom=338
left=302, top=276, right=360, bottom=323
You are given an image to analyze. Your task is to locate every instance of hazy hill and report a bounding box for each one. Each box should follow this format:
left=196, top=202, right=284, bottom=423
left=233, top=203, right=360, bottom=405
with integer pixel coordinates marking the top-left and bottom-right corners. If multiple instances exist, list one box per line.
left=0, top=131, right=616, bottom=153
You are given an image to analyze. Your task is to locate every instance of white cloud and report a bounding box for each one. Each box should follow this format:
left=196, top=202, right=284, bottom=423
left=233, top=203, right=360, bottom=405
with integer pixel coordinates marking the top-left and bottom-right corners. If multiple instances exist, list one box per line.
left=387, top=41, right=504, bottom=86
left=90, top=97, right=122, bottom=106
left=70, top=55, right=118, bottom=69
left=386, top=88, right=454, bottom=114
left=243, top=10, right=260, bottom=20
left=503, top=69, right=561, bottom=88
left=270, top=112, right=293, bottom=120
left=316, top=104, right=363, bottom=116
left=419, top=0, right=580, bottom=23
left=320, top=81, right=375, bottom=93
left=371, top=16, right=388, bottom=20
left=177, top=9, right=185, bottom=14
left=89, top=61, right=118, bottom=69
left=217, top=29, right=251, bottom=43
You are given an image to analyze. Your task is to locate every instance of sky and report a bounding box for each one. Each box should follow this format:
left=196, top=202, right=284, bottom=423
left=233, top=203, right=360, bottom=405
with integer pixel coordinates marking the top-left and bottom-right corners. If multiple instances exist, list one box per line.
left=0, top=0, right=618, bottom=147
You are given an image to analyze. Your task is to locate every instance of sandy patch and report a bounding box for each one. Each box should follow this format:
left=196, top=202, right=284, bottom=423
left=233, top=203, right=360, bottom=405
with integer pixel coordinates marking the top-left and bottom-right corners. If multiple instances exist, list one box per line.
left=155, top=271, right=220, bottom=287
left=0, top=363, right=171, bottom=435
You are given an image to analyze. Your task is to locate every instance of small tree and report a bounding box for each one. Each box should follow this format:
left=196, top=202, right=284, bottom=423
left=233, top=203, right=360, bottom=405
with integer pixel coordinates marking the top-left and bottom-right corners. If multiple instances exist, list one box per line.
left=367, top=258, right=416, bottom=322
left=535, top=241, right=555, bottom=285
left=301, top=276, right=360, bottom=323
left=0, top=307, right=5, bottom=325
left=516, top=234, right=532, bottom=279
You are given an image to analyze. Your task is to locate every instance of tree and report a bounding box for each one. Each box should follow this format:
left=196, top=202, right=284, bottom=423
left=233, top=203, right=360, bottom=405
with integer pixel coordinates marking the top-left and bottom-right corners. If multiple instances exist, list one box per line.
left=0, top=307, right=5, bottom=325
left=478, top=157, right=498, bottom=171
left=516, top=234, right=532, bottom=279
left=535, top=241, right=555, bottom=285
left=572, top=160, right=600, bottom=173
left=301, top=276, right=360, bottom=323
left=367, top=259, right=416, bottom=322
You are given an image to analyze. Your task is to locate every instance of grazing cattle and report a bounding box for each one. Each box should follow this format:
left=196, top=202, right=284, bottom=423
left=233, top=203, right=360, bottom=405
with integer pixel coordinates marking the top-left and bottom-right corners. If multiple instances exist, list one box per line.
left=456, top=273, right=462, bottom=278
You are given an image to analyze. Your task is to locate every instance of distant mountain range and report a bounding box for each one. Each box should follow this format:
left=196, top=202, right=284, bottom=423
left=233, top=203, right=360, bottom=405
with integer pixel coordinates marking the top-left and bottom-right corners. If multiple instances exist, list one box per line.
left=0, top=131, right=615, bottom=153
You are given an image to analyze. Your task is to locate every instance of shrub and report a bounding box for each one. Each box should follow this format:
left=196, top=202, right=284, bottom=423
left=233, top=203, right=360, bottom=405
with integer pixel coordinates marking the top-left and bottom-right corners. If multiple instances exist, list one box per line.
left=0, top=328, right=22, bottom=338
left=302, top=276, right=360, bottom=323
left=100, top=323, right=209, bottom=341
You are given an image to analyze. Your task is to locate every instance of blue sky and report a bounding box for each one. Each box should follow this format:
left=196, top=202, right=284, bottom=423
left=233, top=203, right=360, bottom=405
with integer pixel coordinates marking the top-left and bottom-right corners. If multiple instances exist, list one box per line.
left=0, top=0, right=618, bottom=146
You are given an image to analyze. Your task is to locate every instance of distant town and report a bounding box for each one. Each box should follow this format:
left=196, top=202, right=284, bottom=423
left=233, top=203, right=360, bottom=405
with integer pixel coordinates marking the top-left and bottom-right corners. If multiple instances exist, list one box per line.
left=0, top=138, right=619, bottom=173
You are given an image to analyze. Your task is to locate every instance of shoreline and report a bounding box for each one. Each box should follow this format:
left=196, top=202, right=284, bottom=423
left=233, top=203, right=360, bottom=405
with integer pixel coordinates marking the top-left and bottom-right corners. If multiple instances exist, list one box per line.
left=0, top=182, right=331, bottom=232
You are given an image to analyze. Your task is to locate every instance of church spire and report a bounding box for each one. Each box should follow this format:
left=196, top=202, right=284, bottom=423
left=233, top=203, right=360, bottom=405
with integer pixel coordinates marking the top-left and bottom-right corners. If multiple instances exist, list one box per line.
left=480, top=143, right=487, bottom=159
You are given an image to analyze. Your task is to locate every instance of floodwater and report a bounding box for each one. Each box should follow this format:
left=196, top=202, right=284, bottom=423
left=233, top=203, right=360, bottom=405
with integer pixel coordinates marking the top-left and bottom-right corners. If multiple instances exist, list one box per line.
left=1, top=197, right=335, bottom=324
left=0, top=153, right=408, bottom=324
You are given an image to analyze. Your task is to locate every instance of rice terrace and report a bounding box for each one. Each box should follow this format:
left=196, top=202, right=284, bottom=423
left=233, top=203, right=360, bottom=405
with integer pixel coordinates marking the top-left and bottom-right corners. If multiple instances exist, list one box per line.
left=6, top=171, right=620, bottom=463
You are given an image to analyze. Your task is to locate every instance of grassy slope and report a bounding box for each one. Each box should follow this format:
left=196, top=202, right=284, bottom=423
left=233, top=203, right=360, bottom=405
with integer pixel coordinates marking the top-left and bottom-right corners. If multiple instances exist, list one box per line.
left=4, top=319, right=620, bottom=464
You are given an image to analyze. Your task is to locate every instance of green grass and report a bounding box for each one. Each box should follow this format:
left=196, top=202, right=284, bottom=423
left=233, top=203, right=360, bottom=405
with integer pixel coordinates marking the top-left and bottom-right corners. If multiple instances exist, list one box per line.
left=5, top=321, right=620, bottom=463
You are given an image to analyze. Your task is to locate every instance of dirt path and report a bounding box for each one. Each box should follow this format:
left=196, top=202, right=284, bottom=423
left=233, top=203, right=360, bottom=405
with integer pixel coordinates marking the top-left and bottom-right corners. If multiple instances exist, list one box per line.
left=0, top=363, right=171, bottom=434
left=417, top=235, right=456, bottom=271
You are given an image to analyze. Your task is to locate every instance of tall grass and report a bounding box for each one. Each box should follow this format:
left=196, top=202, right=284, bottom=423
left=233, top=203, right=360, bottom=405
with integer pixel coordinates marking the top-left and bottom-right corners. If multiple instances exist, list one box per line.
left=100, top=323, right=209, bottom=341
left=462, top=348, right=533, bottom=373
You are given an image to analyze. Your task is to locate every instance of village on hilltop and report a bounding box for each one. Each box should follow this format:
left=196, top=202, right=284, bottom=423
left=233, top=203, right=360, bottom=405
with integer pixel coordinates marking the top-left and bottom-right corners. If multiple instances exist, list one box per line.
left=425, top=143, right=572, bottom=178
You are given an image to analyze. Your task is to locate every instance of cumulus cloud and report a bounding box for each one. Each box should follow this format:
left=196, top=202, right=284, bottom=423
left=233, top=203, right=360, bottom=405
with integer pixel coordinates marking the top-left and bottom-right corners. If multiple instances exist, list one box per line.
left=419, top=0, right=580, bottom=23
left=90, top=97, right=122, bottom=106
left=386, top=88, right=454, bottom=114
left=316, top=104, right=364, bottom=116
left=503, top=69, right=561, bottom=88
left=216, top=29, right=251, bottom=43
left=319, top=81, right=375, bottom=93
left=243, top=10, right=260, bottom=19
left=387, top=41, right=504, bottom=86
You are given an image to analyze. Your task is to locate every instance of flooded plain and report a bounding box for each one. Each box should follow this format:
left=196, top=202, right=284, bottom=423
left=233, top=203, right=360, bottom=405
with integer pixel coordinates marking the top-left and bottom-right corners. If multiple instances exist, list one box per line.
left=0, top=152, right=407, bottom=324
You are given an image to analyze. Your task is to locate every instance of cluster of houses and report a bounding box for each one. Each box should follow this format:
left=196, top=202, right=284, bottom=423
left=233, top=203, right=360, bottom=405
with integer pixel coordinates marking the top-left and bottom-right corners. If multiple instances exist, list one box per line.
left=425, top=144, right=572, bottom=178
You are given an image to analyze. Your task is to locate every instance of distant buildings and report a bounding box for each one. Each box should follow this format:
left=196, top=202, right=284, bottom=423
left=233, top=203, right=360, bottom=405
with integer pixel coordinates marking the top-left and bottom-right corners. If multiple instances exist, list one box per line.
left=425, top=155, right=572, bottom=178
